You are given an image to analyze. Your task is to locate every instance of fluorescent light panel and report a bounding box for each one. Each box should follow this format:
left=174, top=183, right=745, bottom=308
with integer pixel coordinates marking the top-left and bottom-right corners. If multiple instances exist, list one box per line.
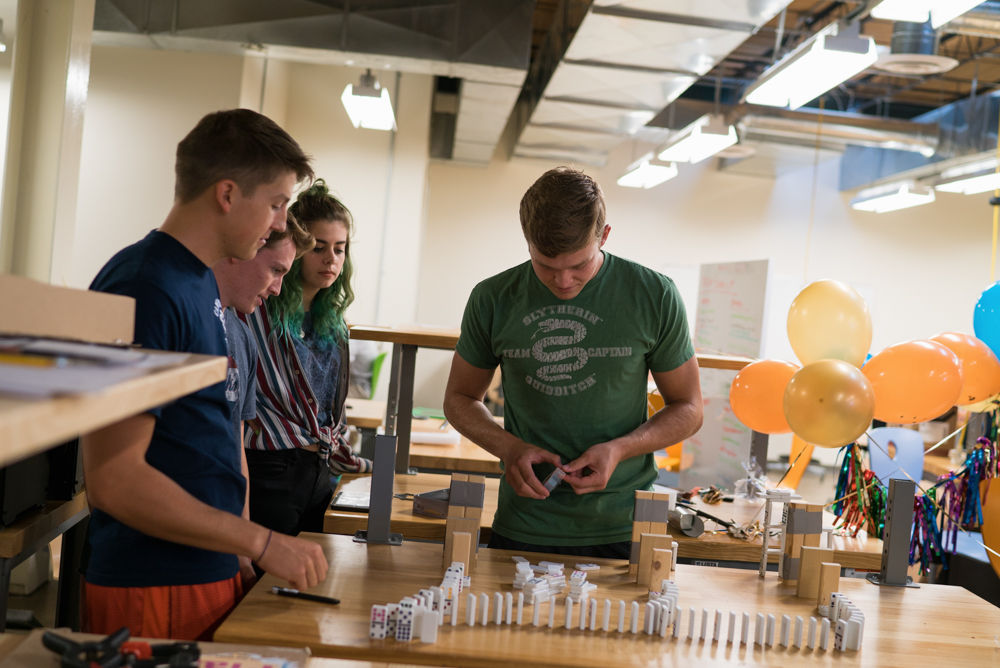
left=851, top=181, right=935, bottom=213
left=935, top=170, right=1000, bottom=195
left=617, top=159, right=678, bottom=189
left=341, top=85, right=396, bottom=131
left=743, top=23, right=878, bottom=110
left=657, top=114, right=738, bottom=164
left=870, top=0, right=984, bottom=28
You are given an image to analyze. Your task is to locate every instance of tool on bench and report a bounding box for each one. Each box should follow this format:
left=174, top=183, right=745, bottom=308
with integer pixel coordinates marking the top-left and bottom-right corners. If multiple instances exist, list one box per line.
left=42, top=627, right=200, bottom=668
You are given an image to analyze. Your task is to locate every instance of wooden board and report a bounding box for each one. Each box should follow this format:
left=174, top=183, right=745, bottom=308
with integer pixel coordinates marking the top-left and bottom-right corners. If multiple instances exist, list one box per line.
left=346, top=399, right=386, bottom=430
left=677, top=497, right=881, bottom=570
left=349, top=326, right=460, bottom=350
left=0, top=353, right=226, bottom=469
left=923, top=454, right=955, bottom=480
left=325, top=473, right=497, bottom=542
left=0, top=628, right=415, bottom=668
left=214, top=532, right=1000, bottom=667
left=0, top=491, right=88, bottom=559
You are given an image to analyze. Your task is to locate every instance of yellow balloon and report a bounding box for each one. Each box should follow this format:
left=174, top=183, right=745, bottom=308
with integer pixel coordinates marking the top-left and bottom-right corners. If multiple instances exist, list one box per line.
left=967, top=393, right=999, bottom=413
left=787, top=280, right=873, bottom=368
left=783, top=359, right=876, bottom=448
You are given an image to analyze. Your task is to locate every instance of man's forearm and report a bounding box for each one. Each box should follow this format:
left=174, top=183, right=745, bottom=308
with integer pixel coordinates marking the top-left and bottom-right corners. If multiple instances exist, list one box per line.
left=607, top=399, right=703, bottom=462
left=85, top=440, right=269, bottom=560
left=443, top=392, right=522, bottom=461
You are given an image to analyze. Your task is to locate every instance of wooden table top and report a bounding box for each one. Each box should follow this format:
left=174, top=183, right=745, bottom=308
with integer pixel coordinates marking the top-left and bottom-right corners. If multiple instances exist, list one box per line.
left=346, top=398, right=387, bottom=430
left=677, top=497, right=882, bottom=570
left=0, top=628, right=421, bottom=668
left=349, top=326, right=460, bottom=350
left=923, top=454, right=956, bottom=480
left=410, top=418, right=502, bottom=475
left=326, top=473, right=497, bottom=542
left=0, top=352, right=226, bottom=468
left=0, top=491, right=88, bottom=559
left=215, top=533, right=1000, bottom=667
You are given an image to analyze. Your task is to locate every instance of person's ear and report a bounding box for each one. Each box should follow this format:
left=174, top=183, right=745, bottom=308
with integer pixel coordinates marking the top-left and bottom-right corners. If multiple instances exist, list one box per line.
left=215, top=180, right=238, bottom=213
left=599, top=224, right=611, bottom=247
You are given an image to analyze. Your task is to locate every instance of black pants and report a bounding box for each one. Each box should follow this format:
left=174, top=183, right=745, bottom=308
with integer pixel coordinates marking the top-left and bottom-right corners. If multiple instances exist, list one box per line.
left=488, top=531, right=632, bottom=560
left=245, top=448, right=333, bottom=536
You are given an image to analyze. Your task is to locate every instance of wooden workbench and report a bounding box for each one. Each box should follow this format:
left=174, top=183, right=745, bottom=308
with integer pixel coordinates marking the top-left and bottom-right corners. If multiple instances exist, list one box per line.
left=345, top=398, right=387, bottom=430
left=215, top=533, right=1000, bottom=667
left=0, top=353, right=226, bottom=468
left=923, top=454, right=956, bottom=481
left=326, top=473, right=496, bottom=542
left=324, top=473, right=880, bottom=570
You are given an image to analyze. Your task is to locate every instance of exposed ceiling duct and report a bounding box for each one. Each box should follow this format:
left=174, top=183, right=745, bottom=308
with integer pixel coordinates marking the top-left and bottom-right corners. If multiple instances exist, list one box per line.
left=873, top=20, right=958, bottom=76
left=91, top=0, right=535, bottom=165
left=506, top=0, right=797, bottom=167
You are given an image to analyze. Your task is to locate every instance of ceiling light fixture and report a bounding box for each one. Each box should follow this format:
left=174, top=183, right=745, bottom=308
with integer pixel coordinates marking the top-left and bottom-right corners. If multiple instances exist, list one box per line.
left=870, top=0, right=984, bottom=28
left=656, top=114, right=738, bottom=164
left=617, top=157, right=678, bottom=189
left=850, top=181, right=936, bottom=212
left=341, top=69, right=396, bottom=131
left=935, top=159, right=1000, bottom=194
left=741, top=21, right=878, bottom=110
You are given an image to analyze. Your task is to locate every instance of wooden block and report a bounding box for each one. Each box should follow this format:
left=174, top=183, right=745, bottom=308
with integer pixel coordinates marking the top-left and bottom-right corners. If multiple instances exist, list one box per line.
left=796, top=546, right=835, bottom=599
left=647, top=549, right=672, bottom=591
left=649, top=522, right=668, bottom=534
left=631, top=521, right=651, bottom=542
left=637, top=534, right=673, bottom=586
left=447, top=473, right=469, bottom=518
left=803, top=531, right=821, bottom=548
left=464, top=506, right=483, bottom=520
left=790, top=502, right=824, bottom=512
left=450, top=532, right=472, bottom=573
left=451, top=473, right=469, bottom=484
left=443, top=517, right=478, bottom=567
left=817, top=562, right=841, bottom=612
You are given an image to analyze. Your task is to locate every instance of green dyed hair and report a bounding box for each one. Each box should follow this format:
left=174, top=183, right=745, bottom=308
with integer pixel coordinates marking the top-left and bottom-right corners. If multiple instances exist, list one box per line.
left=266, top=179, right=355, bottom=346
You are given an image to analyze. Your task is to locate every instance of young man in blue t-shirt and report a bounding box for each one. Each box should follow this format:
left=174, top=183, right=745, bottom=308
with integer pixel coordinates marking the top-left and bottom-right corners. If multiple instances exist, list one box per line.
left=85, top=110, right=327, bottom=640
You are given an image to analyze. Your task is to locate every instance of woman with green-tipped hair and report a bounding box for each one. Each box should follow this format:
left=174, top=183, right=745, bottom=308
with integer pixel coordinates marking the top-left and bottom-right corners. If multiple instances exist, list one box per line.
left=239, top=179, right=372, bottom=538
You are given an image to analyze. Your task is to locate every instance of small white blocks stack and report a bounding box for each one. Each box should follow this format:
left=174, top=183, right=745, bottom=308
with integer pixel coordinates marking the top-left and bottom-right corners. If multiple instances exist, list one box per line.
left=567, top=570, right=597, bottom=603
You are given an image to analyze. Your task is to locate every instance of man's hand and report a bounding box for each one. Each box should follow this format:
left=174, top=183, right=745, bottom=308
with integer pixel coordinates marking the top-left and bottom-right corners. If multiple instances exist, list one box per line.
left=502, top=441, right=564, bottom=500
left=561, top=441, right=624, bottom=495
left=256, top=532, right=329, bottom=591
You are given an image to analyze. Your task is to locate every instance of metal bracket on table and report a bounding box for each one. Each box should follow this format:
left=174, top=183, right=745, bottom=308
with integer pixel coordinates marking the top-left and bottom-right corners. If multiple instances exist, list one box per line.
left=382, top=343, right=418, bottom=475
left=867, top=478, right=919, bottom=588
left=354, top=435, right=403, bottom=546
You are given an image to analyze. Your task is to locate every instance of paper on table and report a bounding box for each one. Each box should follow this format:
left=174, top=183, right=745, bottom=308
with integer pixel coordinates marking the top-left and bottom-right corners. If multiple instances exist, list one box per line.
left=0, top=363, right=169, bottom=397
left=408, top=430, right=462, bottom=446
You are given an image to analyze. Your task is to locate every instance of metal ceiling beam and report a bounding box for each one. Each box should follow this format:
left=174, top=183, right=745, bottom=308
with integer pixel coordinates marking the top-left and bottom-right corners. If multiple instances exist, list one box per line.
left=541, top=94, right=659, bottom=112
left=563, top=58, right=700, bottom=78
left=589, top=4, right=756, bottom=33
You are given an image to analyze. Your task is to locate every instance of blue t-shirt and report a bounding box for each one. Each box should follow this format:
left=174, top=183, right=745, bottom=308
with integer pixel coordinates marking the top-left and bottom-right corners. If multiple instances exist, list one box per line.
left=87, top=230, right=244, bottom=587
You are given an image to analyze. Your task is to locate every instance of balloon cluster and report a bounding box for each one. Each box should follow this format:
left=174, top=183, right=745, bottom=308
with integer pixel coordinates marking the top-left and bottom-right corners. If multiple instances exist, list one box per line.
left=730, top=280, right=1000, bottom=449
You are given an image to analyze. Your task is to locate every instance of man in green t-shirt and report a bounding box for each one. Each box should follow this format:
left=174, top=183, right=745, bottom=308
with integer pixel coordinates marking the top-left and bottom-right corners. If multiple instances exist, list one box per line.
left=443, top=167, right=704, bottom=557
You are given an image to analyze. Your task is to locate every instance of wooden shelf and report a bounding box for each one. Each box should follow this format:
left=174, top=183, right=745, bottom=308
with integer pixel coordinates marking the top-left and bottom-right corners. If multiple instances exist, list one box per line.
left=0, top=353, right=227, bottom=468
left=0, top=491, right=88, bottom=560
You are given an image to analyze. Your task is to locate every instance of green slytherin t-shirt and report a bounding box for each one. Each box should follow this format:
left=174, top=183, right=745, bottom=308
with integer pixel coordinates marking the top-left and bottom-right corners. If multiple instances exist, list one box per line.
left=456, top=252, right=694, bottom=546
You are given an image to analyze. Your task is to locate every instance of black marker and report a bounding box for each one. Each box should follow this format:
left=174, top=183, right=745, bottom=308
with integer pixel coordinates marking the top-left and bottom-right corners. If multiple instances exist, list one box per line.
left=271, top=586, right=340, bottom=605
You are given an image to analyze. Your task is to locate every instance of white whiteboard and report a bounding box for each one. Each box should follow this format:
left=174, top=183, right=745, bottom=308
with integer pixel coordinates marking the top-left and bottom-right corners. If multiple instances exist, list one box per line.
left=681, top=260, right=770, bottom=489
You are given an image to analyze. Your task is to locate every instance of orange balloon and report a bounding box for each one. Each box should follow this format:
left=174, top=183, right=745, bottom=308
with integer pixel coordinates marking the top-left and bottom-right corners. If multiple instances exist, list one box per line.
left=784, top=360, right=875, bottom=448
left=862, top=340, right=963, bottom=424
left=730, top=360, right=800, bottom=434
left=930, top=332, right=1000, bottom=404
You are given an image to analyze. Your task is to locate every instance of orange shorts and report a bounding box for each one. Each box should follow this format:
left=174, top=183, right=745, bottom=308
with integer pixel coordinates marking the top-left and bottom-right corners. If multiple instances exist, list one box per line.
left=82, top=574, right=243, bottom=641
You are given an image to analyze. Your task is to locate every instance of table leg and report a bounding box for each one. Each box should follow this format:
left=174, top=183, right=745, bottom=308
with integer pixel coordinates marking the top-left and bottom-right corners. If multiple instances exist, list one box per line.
left=55, top=515, right=88, bottom=630
left=393, top=345, right=417, bottom=475
left=0, top=558, right=10, bottom=632
left=358, top=428, right=377, bottom=460
left=355, top=435, right=403, bottom=546
left=383, top=344, right=402, bottom=438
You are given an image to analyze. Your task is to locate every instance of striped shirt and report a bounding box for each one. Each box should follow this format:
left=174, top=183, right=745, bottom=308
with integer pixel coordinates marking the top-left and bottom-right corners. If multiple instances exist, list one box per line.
left=239, top=306, right=372, bottom=474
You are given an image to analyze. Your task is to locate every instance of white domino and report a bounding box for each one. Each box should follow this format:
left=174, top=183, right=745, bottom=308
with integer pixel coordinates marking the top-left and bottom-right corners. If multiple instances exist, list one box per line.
left=713, top=610, right=721, bottom=642
left=728, top=611, right=736, bottom=644
left=688, top=607, right=696, bottom=640
left=467, top=594, right=477, bottom=627
left=700, top=608, right=708, bottom=641
left=419, top=609, right=438, bottom=643
left=741, top=612, right=749, bottom=645
left=766, top=614, right=776, bottom=646
left=369, top=605, right=387, bottom=639
left=549, top=596, right=557, bottom=628
left=480, top=593, right=489, bottom=626
left=517, top=592, right=524, bottom=625
left=505, top=592, right=513, bottom=625
left=808, top=616, right=817, bottom=649
left=754, top=613, right=764, bottom=646
left=533, top=596, right=541, bottom=626
left=618, top=601, right=626, bottom=633
left=820, top=618, right=830, bottom=650
left=565, top=598, right=574, bottom=629
left=602, top=599, right=611, bottom=632
left=588, top=598, right=598, bottom=631
left=495, top=592, right=503, bottom=625
left=780, top=615, right=790, bottom=647
left=631, top=601, right=640, bottom=635
left=673, top=607, right=682, bottom=638
left=794, top=616, right=803, bottom=648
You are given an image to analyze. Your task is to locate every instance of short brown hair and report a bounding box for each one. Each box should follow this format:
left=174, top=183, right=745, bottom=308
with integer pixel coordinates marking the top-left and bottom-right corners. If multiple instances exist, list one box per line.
left=519, top=167, right=606, bottom=257
left=175, top=109, right=314, bottom=203
left=264, top=211, right=315, bottom=259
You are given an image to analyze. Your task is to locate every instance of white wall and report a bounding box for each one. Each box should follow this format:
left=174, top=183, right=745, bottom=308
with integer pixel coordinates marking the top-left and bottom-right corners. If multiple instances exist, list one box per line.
left=411, top=142, right=994, bottom=414
left=68, top=46, right=243, bottom=288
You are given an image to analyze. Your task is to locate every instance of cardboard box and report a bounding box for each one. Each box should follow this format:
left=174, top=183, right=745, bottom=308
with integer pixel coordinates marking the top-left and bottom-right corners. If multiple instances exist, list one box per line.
left=0, top=273, right=134, bottom=344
